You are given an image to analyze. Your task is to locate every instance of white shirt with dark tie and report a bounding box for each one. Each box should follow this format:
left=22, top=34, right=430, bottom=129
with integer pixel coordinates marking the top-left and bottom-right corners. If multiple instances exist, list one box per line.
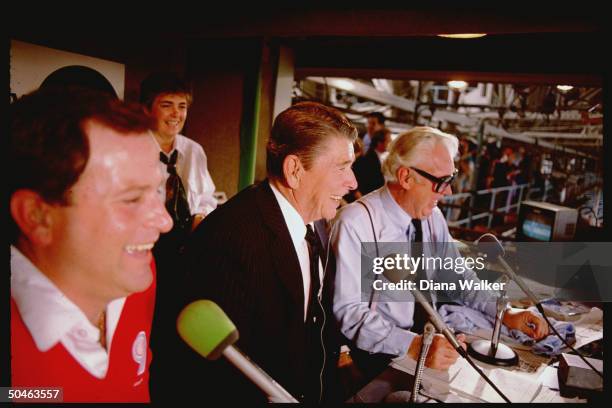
left=154, top=134, right=217, bottom=217
left=269, top=182, right=323, bottom=322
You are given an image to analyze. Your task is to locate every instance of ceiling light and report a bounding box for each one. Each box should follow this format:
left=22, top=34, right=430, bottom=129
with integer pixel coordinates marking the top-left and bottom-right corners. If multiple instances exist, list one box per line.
left=332, top=79, right=355, bottom=91
left=556, top=85, right=574, bottom=93
left=437, top=33, right=487, bottom=39
left=447, top=80, right=468, bottom=90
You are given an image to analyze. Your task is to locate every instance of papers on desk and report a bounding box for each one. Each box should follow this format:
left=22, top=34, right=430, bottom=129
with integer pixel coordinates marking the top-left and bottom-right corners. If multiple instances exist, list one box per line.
left=449, top=359, right=542, bottom=402
left=389, top=306, right=602, bottom=402
left=539, top=364, right=559, bottom=390
left=392, top=355, right=589, bottom=403
left=571, top=306, right=603, bottom=349
left=392, top=356, right=542, bottom=403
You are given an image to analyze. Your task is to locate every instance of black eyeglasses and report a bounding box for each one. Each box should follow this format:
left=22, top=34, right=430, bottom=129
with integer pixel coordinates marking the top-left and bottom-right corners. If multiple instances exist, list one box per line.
left=409, top=167, right=459, bottom=193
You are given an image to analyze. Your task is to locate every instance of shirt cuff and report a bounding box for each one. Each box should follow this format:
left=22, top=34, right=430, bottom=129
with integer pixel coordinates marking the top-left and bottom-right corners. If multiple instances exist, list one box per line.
left=382, top=326, right=418, bottom=357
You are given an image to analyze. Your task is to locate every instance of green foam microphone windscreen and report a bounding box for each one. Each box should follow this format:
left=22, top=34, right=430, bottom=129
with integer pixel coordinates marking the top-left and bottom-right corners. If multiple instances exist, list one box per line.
left=176, top=299, right=239, bottom=360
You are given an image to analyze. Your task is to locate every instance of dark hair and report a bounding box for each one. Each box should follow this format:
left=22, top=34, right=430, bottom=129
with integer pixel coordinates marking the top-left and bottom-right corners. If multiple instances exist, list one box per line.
left=9, top=87, right=154, bottom=242
left=370, top=128, right=390, bottom=151
left=40, top=65, right=118, bottom=98
left=366, top=111, right=386, bottom=125
left=139, top=71, right=193, bottom=109
left=266, top=102, right=357, bottom=180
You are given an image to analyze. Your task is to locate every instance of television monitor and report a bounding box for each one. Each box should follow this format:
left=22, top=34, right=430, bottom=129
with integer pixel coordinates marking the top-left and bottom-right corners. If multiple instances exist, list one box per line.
left=517, top=201, right=578, bottom=241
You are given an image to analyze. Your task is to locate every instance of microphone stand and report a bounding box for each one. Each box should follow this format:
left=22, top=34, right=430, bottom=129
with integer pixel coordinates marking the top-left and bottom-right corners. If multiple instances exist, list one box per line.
left=475, top=234, right=603, bottom=379
left=410, top=287, right=512, bottom=402
left=411, top=322, right=435, bottom=403
left=223, top=346, right=299, bottom=402
left=467, top=275, right=519, bottom=366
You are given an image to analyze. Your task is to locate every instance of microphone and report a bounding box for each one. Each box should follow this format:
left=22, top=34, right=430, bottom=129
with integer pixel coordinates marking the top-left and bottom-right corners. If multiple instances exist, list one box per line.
left=176, top=300, right=299, bottom=402
left=475, top=233, right=539, bottom=305
left=381, top=255, right=512, bottom=402
left=475, top=233, right=603, bottom=379
left=382, top=261, right=464, bottom=351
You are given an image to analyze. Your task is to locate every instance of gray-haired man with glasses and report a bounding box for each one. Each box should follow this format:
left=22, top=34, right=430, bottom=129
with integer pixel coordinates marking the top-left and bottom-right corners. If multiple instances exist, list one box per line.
left=331, top=126, right=547, bottom=381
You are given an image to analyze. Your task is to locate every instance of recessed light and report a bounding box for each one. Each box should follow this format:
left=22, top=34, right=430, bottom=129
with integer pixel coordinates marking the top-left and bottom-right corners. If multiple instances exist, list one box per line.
left=447, top=80, right=468, bottom=90
left=333, top=79, right=355, bottom=91
left=556, top=85, right=574, bottom=93
left=437, top=33, right=487, bottom=39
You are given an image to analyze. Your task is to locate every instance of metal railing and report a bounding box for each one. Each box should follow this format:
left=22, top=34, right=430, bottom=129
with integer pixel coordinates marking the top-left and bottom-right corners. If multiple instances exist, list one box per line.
left=440, top=183, right=553, bottom=229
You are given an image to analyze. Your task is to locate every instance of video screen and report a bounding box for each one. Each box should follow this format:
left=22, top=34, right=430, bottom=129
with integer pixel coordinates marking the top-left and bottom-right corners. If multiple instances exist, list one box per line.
left=522, top=212, right=553, bottom=241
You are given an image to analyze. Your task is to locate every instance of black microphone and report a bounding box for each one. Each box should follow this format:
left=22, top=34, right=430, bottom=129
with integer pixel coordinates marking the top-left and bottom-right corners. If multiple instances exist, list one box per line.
left=382, top=260, right=465, bottom=353
left=386, top=268, right=466, bottom=351
left=475, top=233, right=604, bottom=379
left=381, top=254, right=512, bottom=403
left=475, top=233, right=540, bottom=305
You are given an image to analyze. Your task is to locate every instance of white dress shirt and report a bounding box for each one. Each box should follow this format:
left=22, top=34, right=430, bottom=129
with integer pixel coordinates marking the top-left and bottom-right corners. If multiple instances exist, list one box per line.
left=10, top=246, right=126, bottom=379
left=269, top=182, right=323, bottom=321
left=155, top=134, right=217, bottom=216
left=331, top=185, right=497, bottom=357
left=375, top=150, right=389, bottom=167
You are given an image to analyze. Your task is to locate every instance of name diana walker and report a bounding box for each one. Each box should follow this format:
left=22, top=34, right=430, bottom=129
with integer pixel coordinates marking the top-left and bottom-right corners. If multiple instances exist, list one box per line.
left=372, top=279, right=507, bottom=292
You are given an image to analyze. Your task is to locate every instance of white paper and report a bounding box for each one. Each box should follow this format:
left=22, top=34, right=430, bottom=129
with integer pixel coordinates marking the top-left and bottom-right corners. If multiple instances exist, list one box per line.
left=446, top=358, right=542, bottom=403
left=538, top=365, right=559, bottom=390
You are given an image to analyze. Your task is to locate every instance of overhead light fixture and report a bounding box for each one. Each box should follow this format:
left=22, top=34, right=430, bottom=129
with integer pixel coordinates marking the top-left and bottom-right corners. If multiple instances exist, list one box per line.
left=556, top=85, right=574, bottom=93
left=437, top=33, right=487, bottom=39
left=447, top=80, right=468, bottom=90
left=332, top=79, right=355, bottom=91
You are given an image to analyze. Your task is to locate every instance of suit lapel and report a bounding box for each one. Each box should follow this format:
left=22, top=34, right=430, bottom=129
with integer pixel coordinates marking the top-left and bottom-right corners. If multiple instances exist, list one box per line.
left=255, top=180, right=304, bottom=312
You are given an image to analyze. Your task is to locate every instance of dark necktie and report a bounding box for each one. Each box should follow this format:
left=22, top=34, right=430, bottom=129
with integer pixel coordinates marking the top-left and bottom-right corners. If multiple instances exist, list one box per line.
left=305, top=225, right=323, bottom=317
left=160, top=150, right=192, bottom=233
left=304, top=224, right=325, bottom=402
left=409, top=218, right=431, bottom=333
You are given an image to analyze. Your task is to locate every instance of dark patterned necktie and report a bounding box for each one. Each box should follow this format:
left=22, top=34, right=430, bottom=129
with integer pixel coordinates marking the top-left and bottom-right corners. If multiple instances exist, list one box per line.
left=160, top=150, right=191, bottom=233
left=305, top=225, right=323, bottom=316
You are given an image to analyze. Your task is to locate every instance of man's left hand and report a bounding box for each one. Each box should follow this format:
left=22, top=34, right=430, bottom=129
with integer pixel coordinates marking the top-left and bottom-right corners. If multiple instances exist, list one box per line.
left=502, top=308, right=549, bottom=340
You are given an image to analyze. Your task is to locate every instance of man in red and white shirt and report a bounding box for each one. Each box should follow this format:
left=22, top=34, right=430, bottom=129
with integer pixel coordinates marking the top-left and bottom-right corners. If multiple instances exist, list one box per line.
left=9, top=88, right=173, bottom=402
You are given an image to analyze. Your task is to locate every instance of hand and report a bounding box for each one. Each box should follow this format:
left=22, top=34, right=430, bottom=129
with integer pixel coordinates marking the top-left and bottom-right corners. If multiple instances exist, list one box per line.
left=502, top=308, right=549, bottom=340
left=407, top=333, right=467, bottom=370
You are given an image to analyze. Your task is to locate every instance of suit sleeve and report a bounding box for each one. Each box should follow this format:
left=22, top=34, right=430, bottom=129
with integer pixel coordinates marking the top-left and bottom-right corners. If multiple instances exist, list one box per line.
left=182, top=219, right=254, bottom=342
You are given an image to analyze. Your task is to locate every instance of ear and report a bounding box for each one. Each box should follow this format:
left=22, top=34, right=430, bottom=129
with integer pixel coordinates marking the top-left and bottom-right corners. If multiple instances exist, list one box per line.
left=397, top=167, right=413, bottom=190
left=10, top=190, right=56, bottom=246
left=282, top=154, right=304, bottom=190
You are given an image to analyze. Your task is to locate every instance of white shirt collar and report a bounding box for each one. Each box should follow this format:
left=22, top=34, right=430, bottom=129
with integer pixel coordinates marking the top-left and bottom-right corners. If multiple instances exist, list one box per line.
left=269, top=181, right=309, bottom=251
left=379, top=184, right=413, bottom=229
left=11, top=246, right=92, bottom=352
left=151, top=132, right=183, bottom=157
left=376, top=150, right=389, bottom=165
left=10, top=246, right=125, bottom=378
